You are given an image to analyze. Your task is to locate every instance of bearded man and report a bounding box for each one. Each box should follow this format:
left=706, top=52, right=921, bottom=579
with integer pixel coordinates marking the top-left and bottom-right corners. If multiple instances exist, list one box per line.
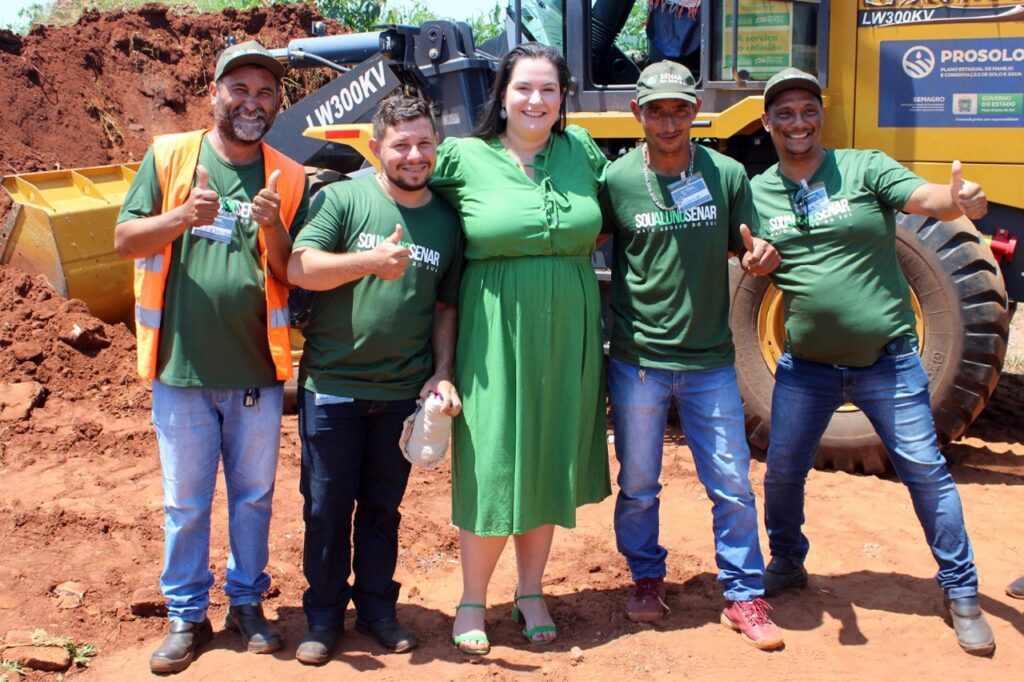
left=286, top=95, right=463, bottom=664
left=115, top=41, right=310, bottom=674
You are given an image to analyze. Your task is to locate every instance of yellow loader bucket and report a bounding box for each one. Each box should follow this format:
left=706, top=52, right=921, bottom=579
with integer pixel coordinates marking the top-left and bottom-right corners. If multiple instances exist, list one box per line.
left=1, top=163, right=139, bottom=327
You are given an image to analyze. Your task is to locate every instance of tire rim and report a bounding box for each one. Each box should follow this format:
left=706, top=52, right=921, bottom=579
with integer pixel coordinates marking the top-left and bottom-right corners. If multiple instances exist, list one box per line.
left=755, top=283, right=925, bottom=413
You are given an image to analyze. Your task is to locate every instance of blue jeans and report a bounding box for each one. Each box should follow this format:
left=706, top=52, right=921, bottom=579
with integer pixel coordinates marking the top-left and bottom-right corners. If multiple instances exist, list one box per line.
left=152, top=380, right=283, bottom=622
left=764, top=349, right=978, bottom=599
left=609, top=359, right=765, bottom=601
left=298, top=389, right=416, bottom=627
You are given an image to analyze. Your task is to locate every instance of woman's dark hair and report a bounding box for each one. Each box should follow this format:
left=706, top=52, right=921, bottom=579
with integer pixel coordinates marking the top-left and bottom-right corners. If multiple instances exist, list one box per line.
left=473, top=42, right=570, bottom=140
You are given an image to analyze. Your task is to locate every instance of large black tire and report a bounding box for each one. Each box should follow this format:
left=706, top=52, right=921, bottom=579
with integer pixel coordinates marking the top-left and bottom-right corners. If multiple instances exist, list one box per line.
left=730, top=215, right=1009, bottom=474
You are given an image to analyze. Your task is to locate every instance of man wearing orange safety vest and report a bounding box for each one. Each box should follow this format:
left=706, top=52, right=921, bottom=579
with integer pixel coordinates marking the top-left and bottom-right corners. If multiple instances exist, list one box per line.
left=114, top=41, right=309, bottom=675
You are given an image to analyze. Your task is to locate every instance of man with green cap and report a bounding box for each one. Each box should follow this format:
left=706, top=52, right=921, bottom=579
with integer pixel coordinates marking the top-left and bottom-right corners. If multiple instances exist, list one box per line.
left=750, top=67, right=994, bottom=655
left=115, top=40, right=310, bottom=673
left=600, top=60, right=784, bottom=650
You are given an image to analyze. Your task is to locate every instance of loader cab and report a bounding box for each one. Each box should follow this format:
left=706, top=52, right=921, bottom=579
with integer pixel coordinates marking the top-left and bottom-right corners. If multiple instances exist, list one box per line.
left=501, top=0, right=828, bottom=118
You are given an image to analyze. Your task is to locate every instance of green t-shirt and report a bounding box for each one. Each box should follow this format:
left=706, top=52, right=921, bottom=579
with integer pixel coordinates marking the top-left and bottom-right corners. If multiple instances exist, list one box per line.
left=294, top=174, right=464, bottom=401
left=118, top=138, right=310, bottom=388
left=750, top=149, right=925, bottom=367
left=601, top=144, right=756, bottom=370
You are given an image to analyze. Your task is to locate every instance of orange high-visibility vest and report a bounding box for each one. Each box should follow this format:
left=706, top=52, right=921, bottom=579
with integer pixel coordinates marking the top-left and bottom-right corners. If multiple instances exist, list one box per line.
left=132, top=129, right=304, bottom=381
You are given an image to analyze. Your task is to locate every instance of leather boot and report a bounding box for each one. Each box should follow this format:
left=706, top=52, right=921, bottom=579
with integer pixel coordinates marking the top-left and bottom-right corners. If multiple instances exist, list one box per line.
left=945, top=596, right=995, bottom=656
left=295, top=625, right=342, bottom=665
left=224, top=603, right=283, bottom=654
left=1006, top=575, right=1024, bottom=599
left=149, top=618, right=213, bottom=674
left=762, top=556, right=808, bottom=597
left=355, top=617, right=418, bottom=653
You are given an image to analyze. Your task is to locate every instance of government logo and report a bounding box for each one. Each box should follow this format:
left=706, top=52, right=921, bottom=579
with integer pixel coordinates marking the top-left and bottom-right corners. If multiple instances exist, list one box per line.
left=902, top=46, right=936, bottom=79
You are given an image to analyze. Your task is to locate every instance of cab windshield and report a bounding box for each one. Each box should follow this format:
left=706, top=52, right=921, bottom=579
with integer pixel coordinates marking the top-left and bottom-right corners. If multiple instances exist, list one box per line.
left=512, top=1, right=820, bottom=88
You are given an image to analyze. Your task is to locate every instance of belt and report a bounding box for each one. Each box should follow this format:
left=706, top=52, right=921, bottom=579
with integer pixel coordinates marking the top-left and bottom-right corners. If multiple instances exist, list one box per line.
left=882, top=335, right=914, bottom=356
left=783, top=335, right=915, bottom=363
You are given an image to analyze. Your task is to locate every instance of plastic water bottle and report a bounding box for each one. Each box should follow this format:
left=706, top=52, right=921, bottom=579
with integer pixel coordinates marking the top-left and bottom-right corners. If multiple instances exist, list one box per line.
left=401, top=392, right=451, bottom=469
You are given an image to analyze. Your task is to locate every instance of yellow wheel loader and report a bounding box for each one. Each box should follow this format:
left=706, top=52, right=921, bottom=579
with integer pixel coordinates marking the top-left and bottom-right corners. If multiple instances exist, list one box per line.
left=3, top=0, right=1021, bottom=473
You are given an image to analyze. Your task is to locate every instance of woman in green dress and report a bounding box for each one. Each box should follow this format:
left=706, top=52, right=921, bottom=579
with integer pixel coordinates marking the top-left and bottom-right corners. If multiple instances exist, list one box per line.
left=431, top=43, right=611, bottom=654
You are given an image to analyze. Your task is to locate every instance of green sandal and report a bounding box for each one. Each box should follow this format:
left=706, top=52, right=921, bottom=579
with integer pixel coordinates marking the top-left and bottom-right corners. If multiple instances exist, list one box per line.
left=452, top=603, right=490, bottom=655
left=511, top=593, right=557, bottom=645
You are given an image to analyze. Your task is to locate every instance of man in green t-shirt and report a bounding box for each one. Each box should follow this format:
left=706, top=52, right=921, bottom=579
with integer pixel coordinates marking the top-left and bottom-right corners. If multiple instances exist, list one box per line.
left=287, top=96, right=463, bottom=664
left=115, top=42, right=310, bottom=673
left=750, top=68, right=994, bottom=656
left=600, top=61, right=784, bottom=651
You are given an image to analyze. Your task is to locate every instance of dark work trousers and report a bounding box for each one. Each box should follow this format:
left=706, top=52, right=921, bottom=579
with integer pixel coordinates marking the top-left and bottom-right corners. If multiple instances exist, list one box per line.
left=298, top=387, right=416, bottom=627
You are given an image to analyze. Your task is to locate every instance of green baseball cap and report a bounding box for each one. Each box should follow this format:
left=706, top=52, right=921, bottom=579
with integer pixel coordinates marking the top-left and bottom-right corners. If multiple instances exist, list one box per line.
left=636, top=61, right=698, bottom=106
left=214, top=40, right=284, bottom=82
left=763, top=67, right=821, bottom=108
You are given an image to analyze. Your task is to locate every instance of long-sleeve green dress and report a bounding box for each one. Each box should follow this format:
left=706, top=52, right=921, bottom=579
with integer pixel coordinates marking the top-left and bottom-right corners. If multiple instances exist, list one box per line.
left=431, top=125, right=612, bottom=536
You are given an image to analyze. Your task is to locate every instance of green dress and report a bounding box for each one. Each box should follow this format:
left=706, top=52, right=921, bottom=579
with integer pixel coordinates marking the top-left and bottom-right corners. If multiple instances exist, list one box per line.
left=432, top=125, right=612, bottom=536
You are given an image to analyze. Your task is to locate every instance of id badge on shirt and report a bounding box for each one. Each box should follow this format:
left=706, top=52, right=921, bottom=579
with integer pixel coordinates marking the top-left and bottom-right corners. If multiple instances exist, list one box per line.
left=314, top=393, right=355, bottom=406
left=799, top=182, right=830, bottom=216
left=669, top=173, right=713, bottom=212
left=191, top=210, right=237, bottom=244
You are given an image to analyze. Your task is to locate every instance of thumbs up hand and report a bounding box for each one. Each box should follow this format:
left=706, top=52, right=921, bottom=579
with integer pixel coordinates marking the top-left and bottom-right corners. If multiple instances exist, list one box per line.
left=372, top=224, right=412, bottom=280
left=740, top=223, right=781, bottom=277
left=182, top=164, right=220, bottom=227
left=252, top=169, right=284, bottom=230
left=950, top=160, right=987, bottom=220
left=740, top=223, right=756, bottom=253
left=386, top=224, right=403, bottom=244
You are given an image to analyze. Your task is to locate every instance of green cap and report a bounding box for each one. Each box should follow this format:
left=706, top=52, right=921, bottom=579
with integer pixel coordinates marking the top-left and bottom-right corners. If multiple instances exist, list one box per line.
left=214, top=40, right=284, bottom=82
left=763, top=67, right=821, bottom=108
left=636, top=61, right=698, bottom=106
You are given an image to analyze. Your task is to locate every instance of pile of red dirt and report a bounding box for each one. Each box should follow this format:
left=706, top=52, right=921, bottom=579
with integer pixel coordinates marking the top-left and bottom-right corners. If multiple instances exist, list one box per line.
left=0, top=263, right=152, bottom=465
left=0, top=1, right=345, bottom=468
left=0, top=2, right=338, bottom=175
left=0, top=265, right=142, bottom=407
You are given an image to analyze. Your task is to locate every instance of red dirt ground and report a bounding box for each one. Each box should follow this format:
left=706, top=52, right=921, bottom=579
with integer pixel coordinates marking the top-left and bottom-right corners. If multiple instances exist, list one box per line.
left=1, top=3, right=1023, bottom=681
left=1, top=261, right=1023, bottom=681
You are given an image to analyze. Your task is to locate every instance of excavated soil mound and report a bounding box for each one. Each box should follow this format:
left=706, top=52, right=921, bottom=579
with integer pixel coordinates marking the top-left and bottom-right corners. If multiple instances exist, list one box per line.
left=0, top=264, right=152, bottom=468
left=0, top=2, right=337, bottom=175
left=0, top=1, right=343, bottom=471
left=0, top=265, right=144, bottom=410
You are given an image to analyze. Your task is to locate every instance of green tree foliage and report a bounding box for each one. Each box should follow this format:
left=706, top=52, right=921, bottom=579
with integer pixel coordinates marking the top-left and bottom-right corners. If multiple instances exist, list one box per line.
left=2, top=1, right=52, bottom=33
left=378, top=1, right=502, bottom=44
left=616, top=0, right=649, bottom=60
left=318, top=0, right=503, bottom=43
left=316, top=0, right=385, bottom=31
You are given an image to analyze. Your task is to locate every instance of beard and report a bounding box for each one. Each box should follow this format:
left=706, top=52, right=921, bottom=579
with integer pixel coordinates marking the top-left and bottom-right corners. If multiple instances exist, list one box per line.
left=215, top=101, right=275, bottom=145
left=384, top=166, right=430, bottom=192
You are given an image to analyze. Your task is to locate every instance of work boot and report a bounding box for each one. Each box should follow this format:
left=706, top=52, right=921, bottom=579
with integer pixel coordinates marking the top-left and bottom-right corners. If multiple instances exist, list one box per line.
left=625, top=577, right=668, bottom=623
left=149, top=618, right=213, bottom=674
left=355, top=617, right=418, bottom=653
left=1006, top=576, right=1024, bottom=599
left=762, top=556, right=808, bottom=597
left=224, top=603, right=283, bottom=654
left=945, top=596, right=995, bottom=656
left=295, top=625, right=342, bottom=665
left=721, top=598, right=785, bottom=651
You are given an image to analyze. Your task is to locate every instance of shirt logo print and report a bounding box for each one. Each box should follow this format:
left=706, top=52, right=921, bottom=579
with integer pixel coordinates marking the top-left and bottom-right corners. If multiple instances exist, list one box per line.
left=634, top=205, right=719, bottom=232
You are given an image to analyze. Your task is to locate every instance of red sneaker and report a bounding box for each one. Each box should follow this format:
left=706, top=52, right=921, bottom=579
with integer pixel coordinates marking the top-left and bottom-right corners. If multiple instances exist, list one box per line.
left=721, top=598, right=784, bottom=650
left=626, top=577, right=668, bottom=623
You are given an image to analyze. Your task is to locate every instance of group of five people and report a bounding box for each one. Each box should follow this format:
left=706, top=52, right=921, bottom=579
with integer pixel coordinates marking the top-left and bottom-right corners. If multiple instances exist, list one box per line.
left=113, top=39, right=1001, bottom=674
